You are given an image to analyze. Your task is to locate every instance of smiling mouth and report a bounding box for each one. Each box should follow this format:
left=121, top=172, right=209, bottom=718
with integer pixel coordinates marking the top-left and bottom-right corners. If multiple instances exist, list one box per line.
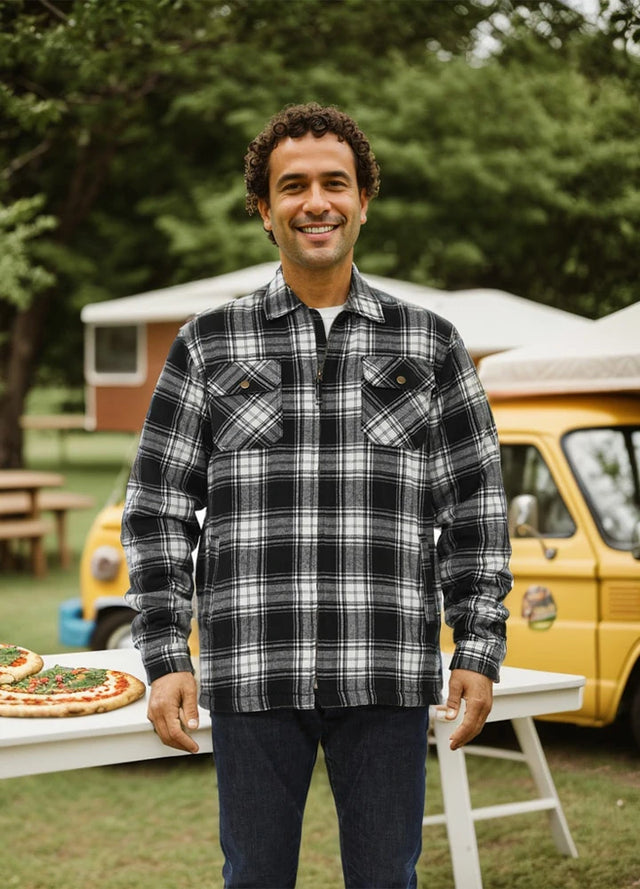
left=297, top=224, right=339, bottom=234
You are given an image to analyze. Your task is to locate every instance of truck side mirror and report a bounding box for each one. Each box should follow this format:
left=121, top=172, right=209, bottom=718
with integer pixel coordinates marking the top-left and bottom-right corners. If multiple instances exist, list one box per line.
left=508, top=494, right=557, bottom=560
left=508, top=494, right=539, bottom=537
left=632, top=521, right=640, bottom=561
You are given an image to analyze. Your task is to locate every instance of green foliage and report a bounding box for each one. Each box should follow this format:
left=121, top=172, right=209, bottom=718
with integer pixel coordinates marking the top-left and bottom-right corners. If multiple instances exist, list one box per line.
left=0, top=0, right=638, bottom=404
left=140, top=181, right=277, bottom=283
left=357, top=38, right=640, bottom=317
left=0, top=195, right=56, bottom=309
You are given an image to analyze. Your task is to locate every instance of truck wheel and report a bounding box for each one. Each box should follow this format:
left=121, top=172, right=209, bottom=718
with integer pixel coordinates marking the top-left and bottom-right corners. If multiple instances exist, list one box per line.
left=90, top=609, right=136, bottom=650
left=631, top=683, right=640, bottom=750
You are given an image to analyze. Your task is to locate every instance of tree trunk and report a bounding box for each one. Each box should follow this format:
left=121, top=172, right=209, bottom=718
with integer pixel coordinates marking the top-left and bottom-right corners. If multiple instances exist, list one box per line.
left=0, top=136, right=121, bottom=469
left=0, top=297, right=50, bottom=468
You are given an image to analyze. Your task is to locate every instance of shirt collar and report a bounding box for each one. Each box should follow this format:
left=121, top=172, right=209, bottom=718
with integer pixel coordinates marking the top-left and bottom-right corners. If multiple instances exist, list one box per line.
left=345, top=266, right=387, bottom=324
left=263, top=265, right=386, bottom=325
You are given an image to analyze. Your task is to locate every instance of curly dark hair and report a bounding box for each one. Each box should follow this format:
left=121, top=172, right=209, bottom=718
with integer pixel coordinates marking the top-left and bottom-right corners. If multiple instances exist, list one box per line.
left=244, top=102, right=380, bottom=216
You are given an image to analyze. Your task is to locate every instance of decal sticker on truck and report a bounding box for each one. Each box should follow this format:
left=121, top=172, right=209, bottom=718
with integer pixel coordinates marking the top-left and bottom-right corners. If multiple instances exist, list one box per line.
left=522, top=585, right=557, bottom=630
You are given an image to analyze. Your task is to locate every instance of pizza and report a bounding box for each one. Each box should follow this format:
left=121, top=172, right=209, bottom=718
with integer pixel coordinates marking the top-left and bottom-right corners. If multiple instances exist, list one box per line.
left=0, top=663, right=146, bottom=718
left=0, top=643, right=44, bottom=684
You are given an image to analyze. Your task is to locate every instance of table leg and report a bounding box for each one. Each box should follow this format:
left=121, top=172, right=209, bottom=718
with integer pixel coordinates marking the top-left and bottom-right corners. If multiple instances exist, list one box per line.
left=30, top=538, right=47, bottom=576
left=27, top=489, right=47, bottom=577
left=52, top=509, right=70, bottom=569
left=511, top=717, right=578, bottom=858
left=431, top=717, right=484, bottom=889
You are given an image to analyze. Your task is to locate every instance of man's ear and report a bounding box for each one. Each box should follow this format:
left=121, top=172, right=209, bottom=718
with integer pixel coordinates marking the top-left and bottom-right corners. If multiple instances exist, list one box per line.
left=359, top=190, right=369, bottom=225
left=257, top=198, right=272, bottom=231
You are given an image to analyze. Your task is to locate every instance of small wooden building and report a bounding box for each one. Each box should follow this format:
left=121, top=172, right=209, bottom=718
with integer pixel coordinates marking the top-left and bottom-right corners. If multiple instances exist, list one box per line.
left=81, top=263, right=593, bottom=433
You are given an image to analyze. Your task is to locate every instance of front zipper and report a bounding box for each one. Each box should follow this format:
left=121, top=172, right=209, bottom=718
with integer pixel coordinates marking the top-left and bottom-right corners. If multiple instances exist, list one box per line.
left=310, top=307, right=328, bottom=690
left=311, top=308, right=327, bottom=406
left=316, top=366, right=324, bottom=404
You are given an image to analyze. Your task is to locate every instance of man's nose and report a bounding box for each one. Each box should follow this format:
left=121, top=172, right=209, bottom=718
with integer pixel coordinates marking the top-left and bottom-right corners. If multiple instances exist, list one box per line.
left=303, top=184, right=331, bottom=215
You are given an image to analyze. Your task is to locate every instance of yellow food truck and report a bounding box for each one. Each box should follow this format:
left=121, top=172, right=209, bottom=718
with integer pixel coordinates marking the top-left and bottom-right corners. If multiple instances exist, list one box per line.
left=471, top=393, right=639, bottom=741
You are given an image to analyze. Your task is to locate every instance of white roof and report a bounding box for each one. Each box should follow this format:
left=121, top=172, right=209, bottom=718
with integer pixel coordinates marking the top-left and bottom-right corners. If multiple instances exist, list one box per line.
left=80, top=262, right=592, bottom=358
left=479, top=301, right=640, bottom=395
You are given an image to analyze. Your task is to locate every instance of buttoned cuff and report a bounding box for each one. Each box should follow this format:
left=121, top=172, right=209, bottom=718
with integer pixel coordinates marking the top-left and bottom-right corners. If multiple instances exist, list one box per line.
left=449, top=639, right=505, bottom=683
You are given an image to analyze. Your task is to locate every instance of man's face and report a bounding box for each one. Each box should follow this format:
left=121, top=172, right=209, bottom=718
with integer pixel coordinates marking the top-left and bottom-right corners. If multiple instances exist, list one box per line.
left=257, top=131, right=369, bottom=277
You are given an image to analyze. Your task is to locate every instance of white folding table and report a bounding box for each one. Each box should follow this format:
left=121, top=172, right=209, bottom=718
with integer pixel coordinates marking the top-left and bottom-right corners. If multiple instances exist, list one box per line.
left=424, top=654, right=584, bottom=888
left=0, top=649, right=212, bottom=778
left=0, top=650, right=584, bottom=889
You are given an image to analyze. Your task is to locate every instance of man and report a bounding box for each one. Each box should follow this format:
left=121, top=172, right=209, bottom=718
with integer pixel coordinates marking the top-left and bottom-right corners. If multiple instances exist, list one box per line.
left=122, top=102, right=511, bottom=889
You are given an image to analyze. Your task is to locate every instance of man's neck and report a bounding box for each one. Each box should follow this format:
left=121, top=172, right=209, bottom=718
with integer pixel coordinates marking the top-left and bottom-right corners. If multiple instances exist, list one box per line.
left=280, top=258, right=352, bottom=308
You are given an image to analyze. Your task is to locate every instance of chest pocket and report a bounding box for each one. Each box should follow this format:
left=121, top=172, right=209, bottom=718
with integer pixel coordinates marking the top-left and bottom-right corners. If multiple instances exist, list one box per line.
left=207, top=359, right=283, bottom=451
left=362, top=355, right=435, bottom=449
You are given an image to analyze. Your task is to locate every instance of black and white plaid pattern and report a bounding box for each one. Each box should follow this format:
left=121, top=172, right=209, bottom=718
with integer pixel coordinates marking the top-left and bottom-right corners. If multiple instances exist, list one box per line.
left=122, top=267, right=511, bottom=713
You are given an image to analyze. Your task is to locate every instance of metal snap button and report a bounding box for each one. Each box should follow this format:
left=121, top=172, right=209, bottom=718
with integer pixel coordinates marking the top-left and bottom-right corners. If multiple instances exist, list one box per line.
left=396, top=375, right=407, bottom=385
left=239, top=379, right=250, bottom=390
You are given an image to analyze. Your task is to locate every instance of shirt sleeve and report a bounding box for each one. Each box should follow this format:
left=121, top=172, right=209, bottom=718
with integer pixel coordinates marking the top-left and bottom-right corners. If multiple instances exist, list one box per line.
left=121, top=331, right=210, bottom=683
left=427, top=330, right=512, bottom=681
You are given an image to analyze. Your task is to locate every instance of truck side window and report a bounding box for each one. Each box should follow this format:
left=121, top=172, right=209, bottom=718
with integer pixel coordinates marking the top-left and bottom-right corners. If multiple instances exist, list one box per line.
left=564, top=427, right=640, bottom=550
left=501, top=444, right=576, bottom=537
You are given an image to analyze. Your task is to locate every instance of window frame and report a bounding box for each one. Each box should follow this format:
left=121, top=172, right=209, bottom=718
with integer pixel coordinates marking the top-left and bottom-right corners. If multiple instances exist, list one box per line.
left=84, top=322, right=147, bottom=387
left=562, top=424, right=640, bottom=552
left=500, top=440, right=576, bottom=539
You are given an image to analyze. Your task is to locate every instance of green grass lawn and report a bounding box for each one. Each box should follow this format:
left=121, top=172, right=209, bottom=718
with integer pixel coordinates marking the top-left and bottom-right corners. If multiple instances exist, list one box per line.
left=2, top=411, right=640, bottom=888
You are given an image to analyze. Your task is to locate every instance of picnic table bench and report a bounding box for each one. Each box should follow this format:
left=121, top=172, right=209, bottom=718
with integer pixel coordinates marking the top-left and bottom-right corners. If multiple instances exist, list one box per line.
left=0, top=485, right=95, bottom=572
left=20, top=414, right=94, bottom=463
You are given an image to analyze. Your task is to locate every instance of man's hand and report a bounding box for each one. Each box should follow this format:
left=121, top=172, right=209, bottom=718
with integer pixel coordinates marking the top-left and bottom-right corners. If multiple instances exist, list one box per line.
left=439, top=668, right=493, bottom=751
left=147, top=671, right=200, bottom=753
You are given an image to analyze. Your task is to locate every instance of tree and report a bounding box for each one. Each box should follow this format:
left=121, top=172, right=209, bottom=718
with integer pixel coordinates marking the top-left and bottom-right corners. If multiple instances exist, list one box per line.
left=0, top=0, right=220, bottom=464
left=354, top=10, right=640, bottom=318
left=0, top=195, right=57, bottom=435
left=157, top=6, right=640, bottom=320
left=0, top=0, right=495, bottom=467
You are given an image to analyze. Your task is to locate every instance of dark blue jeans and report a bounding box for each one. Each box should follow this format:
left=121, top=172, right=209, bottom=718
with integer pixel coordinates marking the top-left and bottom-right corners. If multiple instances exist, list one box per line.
left=211, top=703, right=429, bottom=889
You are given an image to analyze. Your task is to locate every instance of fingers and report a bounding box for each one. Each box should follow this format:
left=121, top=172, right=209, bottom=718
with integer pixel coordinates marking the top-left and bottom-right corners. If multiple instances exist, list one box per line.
left=148, top=671, right=200, bottom=753
left=439, top=669, right=493, bottom=751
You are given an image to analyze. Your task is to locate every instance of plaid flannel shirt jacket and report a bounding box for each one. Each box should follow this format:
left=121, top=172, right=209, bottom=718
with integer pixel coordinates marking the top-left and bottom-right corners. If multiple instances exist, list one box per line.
left=122, top=266, right=511, bottom=713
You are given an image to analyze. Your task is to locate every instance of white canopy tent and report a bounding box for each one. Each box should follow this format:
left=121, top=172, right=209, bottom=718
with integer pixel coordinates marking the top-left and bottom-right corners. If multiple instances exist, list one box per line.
left=479, top=301, right=640, bottom=396
left=81, top=262, right=592, bottom=360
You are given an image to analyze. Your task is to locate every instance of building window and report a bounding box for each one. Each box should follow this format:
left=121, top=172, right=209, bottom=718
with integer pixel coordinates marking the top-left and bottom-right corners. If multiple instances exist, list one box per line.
left=85, top=324, right=146, bottom=385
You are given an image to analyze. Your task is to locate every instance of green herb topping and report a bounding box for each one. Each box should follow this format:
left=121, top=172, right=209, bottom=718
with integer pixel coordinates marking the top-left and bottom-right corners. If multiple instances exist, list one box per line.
left=0, top=646, right=23, bottom=666
left=13, top=666, right=108, bottom=695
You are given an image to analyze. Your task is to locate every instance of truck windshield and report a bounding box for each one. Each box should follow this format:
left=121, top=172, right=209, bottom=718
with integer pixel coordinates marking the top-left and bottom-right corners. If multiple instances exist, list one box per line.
left=563, top=426, right=640, bottom=550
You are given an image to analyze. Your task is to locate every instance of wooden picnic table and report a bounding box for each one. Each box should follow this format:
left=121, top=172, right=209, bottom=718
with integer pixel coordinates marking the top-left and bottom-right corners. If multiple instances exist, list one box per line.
left=0, top=470, right=64, bottom=576
left=0, top=488, right=95, bottom=570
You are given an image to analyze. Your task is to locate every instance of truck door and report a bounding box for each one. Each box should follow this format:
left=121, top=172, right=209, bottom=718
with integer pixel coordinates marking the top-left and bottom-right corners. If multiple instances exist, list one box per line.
left=501, top=437, right=600, bottom=722
left=563, top=425, right=640, bottom=726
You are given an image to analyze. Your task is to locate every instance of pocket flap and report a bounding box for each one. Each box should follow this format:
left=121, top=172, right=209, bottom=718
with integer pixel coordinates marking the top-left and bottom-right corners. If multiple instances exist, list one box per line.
left=362, top=356, right=434, bottom=390
left=207, top=359, right=281, bottom=396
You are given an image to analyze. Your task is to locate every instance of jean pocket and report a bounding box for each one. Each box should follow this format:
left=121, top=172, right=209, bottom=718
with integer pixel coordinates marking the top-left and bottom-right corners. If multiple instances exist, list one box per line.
left=207, top=359, right=283, bottom=450
left=361, top=355, right=434, bottom=449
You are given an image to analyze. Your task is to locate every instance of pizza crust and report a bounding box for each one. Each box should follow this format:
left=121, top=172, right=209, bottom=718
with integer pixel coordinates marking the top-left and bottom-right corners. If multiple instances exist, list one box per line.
left=0, top=643, right=44, bottom=684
